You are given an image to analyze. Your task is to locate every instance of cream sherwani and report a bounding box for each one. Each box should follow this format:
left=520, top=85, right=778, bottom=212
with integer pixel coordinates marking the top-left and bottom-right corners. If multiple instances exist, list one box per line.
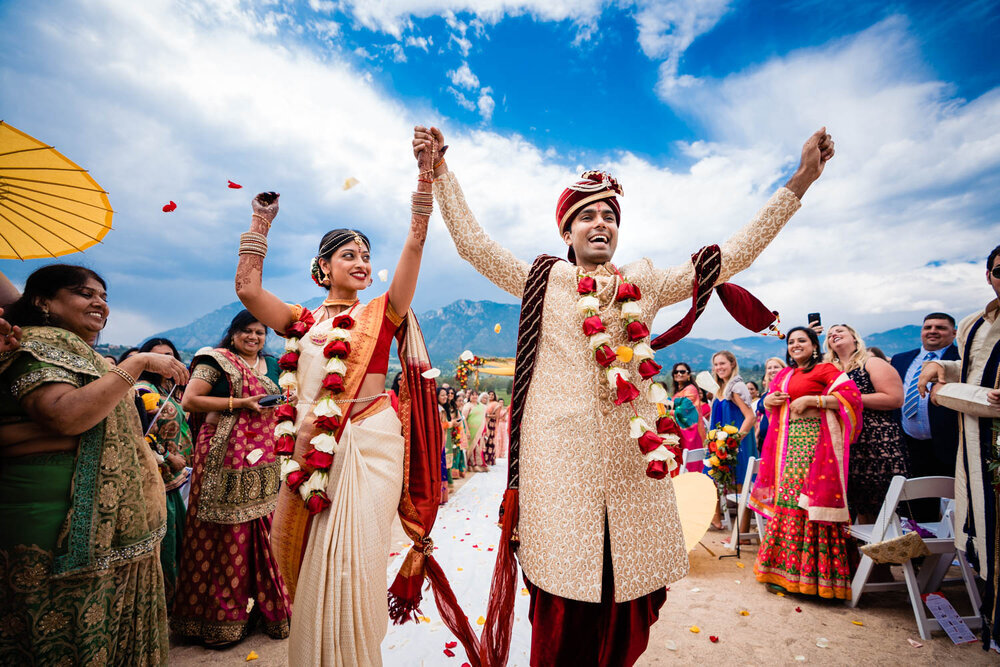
left=435, top=172, right=801, bottom=603
left=935, top=299, right=1000, bottom=566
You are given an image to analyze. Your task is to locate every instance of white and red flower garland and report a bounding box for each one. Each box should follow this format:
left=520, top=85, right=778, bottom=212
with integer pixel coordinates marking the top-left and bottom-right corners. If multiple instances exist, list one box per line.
left=272, top=306, right=357, bottom=515
left=577, top=272, right=679, bottom=479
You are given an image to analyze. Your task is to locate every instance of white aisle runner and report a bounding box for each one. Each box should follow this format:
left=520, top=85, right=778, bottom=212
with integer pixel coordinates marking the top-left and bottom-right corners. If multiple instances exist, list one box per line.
left=383, top=460, right=532, bottom=666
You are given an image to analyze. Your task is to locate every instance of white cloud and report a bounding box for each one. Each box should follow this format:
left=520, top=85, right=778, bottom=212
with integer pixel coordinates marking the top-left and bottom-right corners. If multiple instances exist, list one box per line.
left=448, top=86, right=477, bottom=111
left=308, top=19, right=341, bottom=41
left=448, top=61, right=479, bottom=89
left=405, top=34, right=432, bottom=50
left=385, top=42, right=407, bottom=61
left=477, top=86, right=495, bottom=120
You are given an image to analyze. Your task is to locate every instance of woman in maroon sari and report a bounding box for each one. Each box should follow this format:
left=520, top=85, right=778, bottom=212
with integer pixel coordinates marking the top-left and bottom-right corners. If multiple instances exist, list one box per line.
left=172, top=311, right=291, bottom=646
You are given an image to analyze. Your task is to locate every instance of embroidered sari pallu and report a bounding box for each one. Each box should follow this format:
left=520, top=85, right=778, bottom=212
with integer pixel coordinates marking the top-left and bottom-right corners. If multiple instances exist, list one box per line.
left=172, top=349, right=290, bottom=644
left=750, top=367, right=862, bottom=599
left=0, top=327, right=168, bottom=666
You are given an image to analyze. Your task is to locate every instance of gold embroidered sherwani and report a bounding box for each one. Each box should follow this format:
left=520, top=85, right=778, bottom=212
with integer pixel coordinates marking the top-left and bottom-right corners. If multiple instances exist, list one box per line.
left=434, top=172, right=801, bottom=602
left=935, top=299, right=1000, bottom=565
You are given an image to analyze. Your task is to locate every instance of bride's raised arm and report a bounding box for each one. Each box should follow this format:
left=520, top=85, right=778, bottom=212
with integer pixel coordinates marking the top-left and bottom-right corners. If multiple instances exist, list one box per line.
left=235, top=192, right=296, bottom=333
left=388, top=127, right=437, bottom=315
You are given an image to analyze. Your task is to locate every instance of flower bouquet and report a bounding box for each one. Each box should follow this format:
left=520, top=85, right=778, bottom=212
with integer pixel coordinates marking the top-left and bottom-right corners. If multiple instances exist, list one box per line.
left=704, top=423, right=740, bottom=491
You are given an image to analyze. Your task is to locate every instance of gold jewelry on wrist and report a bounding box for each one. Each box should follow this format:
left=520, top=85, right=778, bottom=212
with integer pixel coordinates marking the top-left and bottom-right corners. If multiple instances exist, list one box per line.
left=411, top=191, right=434, bottom=216
left=433, top=157, right=445, bottom=169
left=228, top=396, right=234, bottom=412
left=110, top=366, right=136, bottom=386
left=239, top=231, right=268, bottom=257
left=251, top=213, right=272, bottom=229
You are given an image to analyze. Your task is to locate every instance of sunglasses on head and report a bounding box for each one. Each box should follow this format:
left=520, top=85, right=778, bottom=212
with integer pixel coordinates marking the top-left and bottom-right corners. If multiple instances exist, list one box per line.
left=992, top=266, right=1000, bottom=279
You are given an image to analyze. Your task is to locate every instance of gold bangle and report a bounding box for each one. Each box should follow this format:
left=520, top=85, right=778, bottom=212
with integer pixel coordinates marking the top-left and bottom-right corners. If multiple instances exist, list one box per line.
left=109, top=366, right=136, bottom=386
left=251, top=213, right=272, bottom=229
left=228, top=396, right=234, bottom=412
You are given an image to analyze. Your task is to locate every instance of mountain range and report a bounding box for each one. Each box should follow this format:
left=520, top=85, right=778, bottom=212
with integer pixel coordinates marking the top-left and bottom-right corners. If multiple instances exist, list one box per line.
left=152, top=299, right=925, bottom=373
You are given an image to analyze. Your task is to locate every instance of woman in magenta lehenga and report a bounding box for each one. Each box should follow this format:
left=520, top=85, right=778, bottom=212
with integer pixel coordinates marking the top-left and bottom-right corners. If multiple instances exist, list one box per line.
left=670, top=362, right=706, bottom=472
left=172, top=311, right=291, bottom=646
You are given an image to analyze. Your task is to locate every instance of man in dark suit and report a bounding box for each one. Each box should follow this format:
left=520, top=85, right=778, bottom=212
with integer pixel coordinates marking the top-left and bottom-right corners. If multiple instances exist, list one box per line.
left=890, top=312, right=961, bottom=482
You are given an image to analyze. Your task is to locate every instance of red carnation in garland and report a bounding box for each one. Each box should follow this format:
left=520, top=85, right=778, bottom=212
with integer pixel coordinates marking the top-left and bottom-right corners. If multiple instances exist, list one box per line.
left=595, top=344, right=617, bottom=367
left=637, top=430, right=663, bottom=455
left=304, top=447, right=334, bottom=470
left=638, top=358, right=662, bottom=380
left=331, top=313, right=355, bottom=330
left=614, top=373, right=641, bottom=405
left=305, top=490, right=332, bottom=515
left=285, top=469, right=309, bottom=492
left=322, top=374, right=345, bottom=394
left=655, top=415, right=681, bottom=436
left=626, top=320, right=650, bottom=341
left=274, top=404, right=296, bottom=422
left=582, top=315, right=606, bottom=336
left=646, top=460, right=668, bottom=480
left=275, top=434, right=296, bottom=456
left=577, top=276, right=597, bottom=294
left=314, top=415, right=341, bottom=432
left=285, top=309, right=315, bottom=338
left=323, top=339, right=351, bottom=359
left=616, top=282, right=641, bottom=302
left=278, top=352, right=300, bottom=370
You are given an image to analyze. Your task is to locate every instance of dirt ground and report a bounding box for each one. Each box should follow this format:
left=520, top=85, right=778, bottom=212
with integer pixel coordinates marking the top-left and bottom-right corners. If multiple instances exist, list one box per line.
left=170, top=474, right=996, bottom=666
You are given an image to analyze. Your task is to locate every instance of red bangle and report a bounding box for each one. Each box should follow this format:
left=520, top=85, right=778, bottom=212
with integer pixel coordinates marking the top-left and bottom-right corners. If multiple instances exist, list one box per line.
left=418, top=178, right=433, bottom=184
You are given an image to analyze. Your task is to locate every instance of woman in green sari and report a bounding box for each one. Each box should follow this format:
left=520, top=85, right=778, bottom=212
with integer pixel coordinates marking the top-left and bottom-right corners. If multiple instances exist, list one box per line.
left=0, top=264, right=189, bottom=665
left=135, top=337, right=193, bottom=610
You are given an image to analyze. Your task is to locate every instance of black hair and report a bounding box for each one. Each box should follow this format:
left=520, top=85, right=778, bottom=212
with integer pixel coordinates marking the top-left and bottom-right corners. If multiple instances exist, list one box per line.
left=868, top=346, right=888, bottom=361
left=437, top=385, right=455, bottom=420
left=747, top=381, right=759, bottom=392
left=785, top=326, right=823, bottom=371
left=218, top=309, right=268, bottom=351
left=136, top=337, right=182, bottom=388
left=117, top=347, right=140, bottom=364
left=391, top=371, right=402, bottom=395
left=989, top=244, right=1000, bottom=272
left=312, top=228, right=372, bottom=289
left=4, top=264, right=106, bottom=328
left=923, top=312, right=956, bottom=328
left=670, top=362, right=692, bottom=394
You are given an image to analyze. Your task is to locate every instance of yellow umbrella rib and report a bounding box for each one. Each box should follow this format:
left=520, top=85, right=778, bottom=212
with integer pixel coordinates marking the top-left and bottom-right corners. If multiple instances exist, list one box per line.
left=0, top=145, right=55, bottom=159
left=0, top=209, right=58, bottom=257
left=5, top=191, right=112, bottom=230
left=2, top=182, right=114, bottom=213
left=0, top=221, right=25, bottom=259
left=0, top=175, right=108, bottom=194
left=1, top=199, right=97, bottom=245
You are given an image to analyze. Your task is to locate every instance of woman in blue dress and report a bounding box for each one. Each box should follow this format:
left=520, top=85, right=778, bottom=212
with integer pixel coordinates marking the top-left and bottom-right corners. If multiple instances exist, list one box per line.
left=709, top=350, right=756, bottom=529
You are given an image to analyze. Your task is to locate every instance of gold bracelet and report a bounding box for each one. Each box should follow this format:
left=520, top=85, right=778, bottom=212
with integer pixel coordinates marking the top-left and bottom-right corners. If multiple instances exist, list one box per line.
left=110, top=366, right=136, bottom=386
left=228, top=396, right=234, bottom=412
left=251, top=213, right=272, bottom=229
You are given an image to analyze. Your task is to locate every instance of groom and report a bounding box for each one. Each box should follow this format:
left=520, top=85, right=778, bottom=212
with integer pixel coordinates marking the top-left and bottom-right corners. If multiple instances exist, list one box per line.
left=415, top=125, right=834, bottom=666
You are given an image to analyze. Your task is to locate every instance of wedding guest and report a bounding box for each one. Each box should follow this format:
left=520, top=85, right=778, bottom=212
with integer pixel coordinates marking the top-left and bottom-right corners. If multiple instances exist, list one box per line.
left=752, top=327, right=862, bottom=599
left=709, top=351, right=756, bottom=528
left=756, top=356, right=787, bottom=449
left=0, top=264, right=188, bottom=664
left=671, top=362, right=706, bottom=472
left=826, top=324, right=908, bottom=522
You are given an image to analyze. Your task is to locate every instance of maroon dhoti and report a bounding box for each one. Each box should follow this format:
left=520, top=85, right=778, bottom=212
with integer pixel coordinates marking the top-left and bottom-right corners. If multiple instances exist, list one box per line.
left=524, top=524, right=667, bottom=666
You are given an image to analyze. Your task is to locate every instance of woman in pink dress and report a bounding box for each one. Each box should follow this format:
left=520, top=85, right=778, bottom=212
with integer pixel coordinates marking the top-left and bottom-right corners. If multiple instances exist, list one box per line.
left=495, top=398, right=509, bottom=459
left=670, top=362, right=706, bottom=472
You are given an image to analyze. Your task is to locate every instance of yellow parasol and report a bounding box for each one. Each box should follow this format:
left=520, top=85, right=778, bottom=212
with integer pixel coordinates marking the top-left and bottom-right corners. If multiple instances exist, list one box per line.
left=0, top=121, right=113, bottom=259
left=672, top=472, right=718, bottom=551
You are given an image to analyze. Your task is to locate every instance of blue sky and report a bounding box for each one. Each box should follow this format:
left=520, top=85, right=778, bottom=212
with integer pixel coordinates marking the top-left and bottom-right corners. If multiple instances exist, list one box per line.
left=1, top=0, right=998, bottom=346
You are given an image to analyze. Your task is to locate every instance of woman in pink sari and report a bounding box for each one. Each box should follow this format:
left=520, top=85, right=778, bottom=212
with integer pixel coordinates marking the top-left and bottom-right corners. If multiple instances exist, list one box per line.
left=495, top=398, right=510, bottom=459
left=750, top=326, right=862, bottom=599
left=670, top=362, right=706, bottom=472
left=173, top=310, right=291, bottom=646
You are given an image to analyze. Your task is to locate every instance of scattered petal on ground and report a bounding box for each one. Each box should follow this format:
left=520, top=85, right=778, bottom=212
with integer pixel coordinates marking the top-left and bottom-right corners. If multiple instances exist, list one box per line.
left=521, top=588, right=529, bottom=596
left=907, top=638, right=923, bottom=648
left=665, top=640, right=677, bottom=651
left=444, top=648, right=455, bottom=657
left=690, top=587, right=701, bottom=593
left=795, top=607, right=802, bottom=613
left=795, top=656, right=806, bottom=662
left=736, top=562, right=745, bottom=568
left=245, top=651, right=258, bottom=661
left=852, top=620, right=863, bottom=626
left=739, top=610, right=749, bottom=616
left=690, top=626, right=700, bottom=633
left=816, top=638, right=830, bottom=648
left=776, top=591, right=785, bottom=597
left=710, top=636, right=719, bottom=643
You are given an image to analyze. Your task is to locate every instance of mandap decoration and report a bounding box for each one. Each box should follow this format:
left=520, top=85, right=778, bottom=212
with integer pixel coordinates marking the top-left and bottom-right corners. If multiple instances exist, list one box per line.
left=272, top=306, right=359, bottom=515
left=577, top=270, right=679, bottom=479
left=455, top=350, right=514, bottom=389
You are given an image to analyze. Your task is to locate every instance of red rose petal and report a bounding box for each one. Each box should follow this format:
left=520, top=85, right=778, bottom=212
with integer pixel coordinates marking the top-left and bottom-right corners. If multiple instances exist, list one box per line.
left=795, top=606, right=802, bottom=613
left=227, top=180, right=243, bottom=189
left=710, top=636, right=719, bottom=643
left=162, top=201, right=176, bottom=212
left=445, top=641, right=457, bottom=649
left=443, top=648, right=455, bottom=657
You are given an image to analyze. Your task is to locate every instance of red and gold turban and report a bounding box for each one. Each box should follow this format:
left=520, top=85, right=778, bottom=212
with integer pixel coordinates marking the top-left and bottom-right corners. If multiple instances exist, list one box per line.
left=556, top=170, right=624, bottom=233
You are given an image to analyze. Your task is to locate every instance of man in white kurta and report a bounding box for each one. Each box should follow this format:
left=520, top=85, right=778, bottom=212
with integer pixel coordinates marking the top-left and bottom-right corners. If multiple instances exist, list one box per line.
left=921, top=243, right=1000, bottom=647
left=415, top=125, right=834, bottom=665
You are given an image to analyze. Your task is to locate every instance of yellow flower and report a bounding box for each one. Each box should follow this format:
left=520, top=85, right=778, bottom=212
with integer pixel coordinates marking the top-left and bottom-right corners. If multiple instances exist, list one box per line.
left=494, top=323, right=501, bottom=333
left=723, top=424, right=739, bottom=435
left=616, top=345, right=634, bottom=363
left=708, top=429, right=717, bottom=440
left=709, top=455, right=720, bottom=467
left=690, top=625, right=701, bottom=633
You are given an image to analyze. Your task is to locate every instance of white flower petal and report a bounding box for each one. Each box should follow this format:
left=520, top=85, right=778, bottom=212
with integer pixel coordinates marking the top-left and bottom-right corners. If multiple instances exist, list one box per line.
left=620, top=301, right=641, bottom=319
left=274, top=421, right=296, bottom=438
left=421, top=368, right=441, bottom=379
left=278, top=372, right=298, bottom=389
left=324, top=357, right=347, bottom=375
left=310, top=432, right=337, bottom=453
left=314, top=397, right=342, bottom=418
left=460, top=350, right=474, bottom=362
left=299, top=469, right=329, bottom=499
left=328, top=327, right=351, bottom=342
left=647, top=383, right=669, bottom=404
left=378, top=268, right=389, bottom=282
left=281, top=458, right=300, bottom=478
left=588, top=332, right=612, bottom=350
left=632, top=342, right=655, bottom=362
left=577, top=295, right=600, bottom=316
left=284, top=337, right=300, bottom=353
left=629, top=416, right=650, bottom=439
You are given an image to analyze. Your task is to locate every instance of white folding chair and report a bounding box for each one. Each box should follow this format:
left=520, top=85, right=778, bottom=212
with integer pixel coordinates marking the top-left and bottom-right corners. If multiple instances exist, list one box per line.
left=849, top=475, right=982, bottom=640
left=726, top=457, right=764, bottom=548
left=679, top=447, right=707, bottom=476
